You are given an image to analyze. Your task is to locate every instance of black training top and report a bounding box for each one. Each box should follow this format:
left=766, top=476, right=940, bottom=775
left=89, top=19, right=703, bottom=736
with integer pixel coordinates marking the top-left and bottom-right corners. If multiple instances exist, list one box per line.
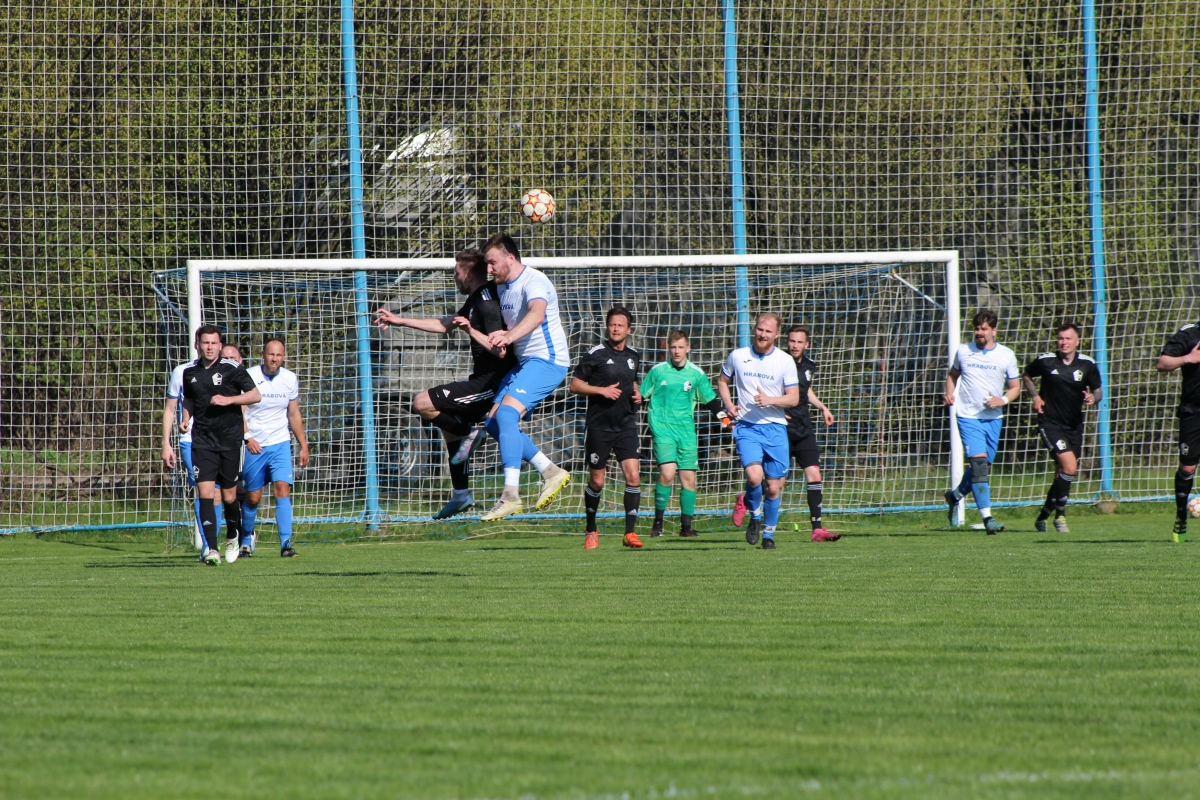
left=1161, top=324, right=1200, bottom=415
left=784, top=354, right=817, bottom=438
left=182, top=358, right=257, bottom=451
left=574, top=341, right=642, bottom=433
left=1024, top=352, right=1102, bottom=429
left=456, top=281, right=517, bottom=378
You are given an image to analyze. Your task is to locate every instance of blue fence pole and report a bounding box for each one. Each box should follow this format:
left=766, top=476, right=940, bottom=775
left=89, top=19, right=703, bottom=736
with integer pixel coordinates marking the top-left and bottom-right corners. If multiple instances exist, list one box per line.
left=341, top=0, right=380, bottom=529
left=722, top=0, right=750, bottom=348
left=1083, top=0, right=1114, bottom=497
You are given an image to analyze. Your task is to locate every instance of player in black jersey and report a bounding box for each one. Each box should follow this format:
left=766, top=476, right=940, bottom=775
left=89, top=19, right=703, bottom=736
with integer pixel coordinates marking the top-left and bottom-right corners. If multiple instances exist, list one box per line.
left=783, top=325, right=839, bottom=542
left=375, top=248, right=518, bottom=520
left=569, top=306, right=644, bottom=549
left=1022, top=322, right=1103, bottom=533
left=182, top=325, right=261, bottom=565
left=1157, top=320, right=1200, bottom=541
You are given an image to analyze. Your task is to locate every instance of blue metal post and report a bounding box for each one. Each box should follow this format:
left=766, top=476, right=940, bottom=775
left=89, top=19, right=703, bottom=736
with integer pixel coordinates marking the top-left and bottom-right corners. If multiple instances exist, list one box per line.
left=1083, top=0, right=1113, bottom=496
left=722, top=0, right=751, bottom=348
left=341, top=0, right=380, bottom=528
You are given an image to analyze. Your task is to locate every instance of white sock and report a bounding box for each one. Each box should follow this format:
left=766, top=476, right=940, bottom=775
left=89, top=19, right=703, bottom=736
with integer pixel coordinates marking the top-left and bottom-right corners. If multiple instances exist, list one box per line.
left=530, top=452, right=552, bottom=474
left=504, top=467, right=521, bottom=486
left=979, top=507, right=992, bottom=519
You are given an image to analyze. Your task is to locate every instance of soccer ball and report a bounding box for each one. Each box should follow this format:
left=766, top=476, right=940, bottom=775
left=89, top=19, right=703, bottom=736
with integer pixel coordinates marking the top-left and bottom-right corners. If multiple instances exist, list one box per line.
left=1188, top=496, right=1200, bottom=519
left=519, top=188, right=556, bottom=224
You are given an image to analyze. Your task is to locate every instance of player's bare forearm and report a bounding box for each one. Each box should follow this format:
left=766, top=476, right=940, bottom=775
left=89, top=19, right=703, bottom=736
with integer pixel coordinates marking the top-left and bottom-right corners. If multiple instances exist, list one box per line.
left=465, top=325, right=504, bottom=356
left=1157, top=354, right=1193, bottom=371
left=1022, top=375, right=1038, bottom=398
left=212, top=388, right=262, bottom=407
left=776, top=387, right=800, bottom=408
left=498, top=299, right=546, bottom=346
left=808, top=388, right=834, bottom=424
left=288, top=401, right=311, bottom=466
left=162, top=398, right=178, bottom=449
left=944, top=373, right=959, bottom=405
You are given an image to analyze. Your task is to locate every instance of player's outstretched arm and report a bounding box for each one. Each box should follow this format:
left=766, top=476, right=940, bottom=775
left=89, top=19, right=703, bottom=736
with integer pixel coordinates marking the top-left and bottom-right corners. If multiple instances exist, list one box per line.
left=287, top=399, right=311, bottom=467
left=375, top=307, right=454, bottom=334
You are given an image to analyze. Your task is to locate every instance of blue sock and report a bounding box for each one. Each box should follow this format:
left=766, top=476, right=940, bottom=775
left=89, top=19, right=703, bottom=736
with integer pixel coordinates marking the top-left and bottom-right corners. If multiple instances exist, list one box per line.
left=276, top=496, right=293, bottom=548
left=956, top=470, right=974, bottom=498
left=972, top=480, right=991, bottom=514
left=241, top=502, right=258, bottom=548
left=494, top=405, right=525, bottom=470
left=745, top=481, right=764, bottom=518
left=521, top=435, right=539, bottom=463
left=484, top=414, right=501, bottom=439
left=763, top=493, right=781, bottom=531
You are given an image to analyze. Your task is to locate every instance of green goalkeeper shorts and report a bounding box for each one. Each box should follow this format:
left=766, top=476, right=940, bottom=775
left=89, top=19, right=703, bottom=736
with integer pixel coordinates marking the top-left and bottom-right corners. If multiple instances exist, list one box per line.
left=652, top=430, right=699, bottom=471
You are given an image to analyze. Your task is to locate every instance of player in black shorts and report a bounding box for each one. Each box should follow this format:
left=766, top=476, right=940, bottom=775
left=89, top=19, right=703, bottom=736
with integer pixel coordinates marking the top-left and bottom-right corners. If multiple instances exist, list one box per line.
left=1022, top=321, right=1102, bottom=534
left=1157, top=320, right=1200, bottom=542
left=375, top=248, right=517, bottom=519
left=182, top=325, right=261, bottom=565
left=783, top=325, right=838, bottom=542
left=569, top=306, right=643, bottom=549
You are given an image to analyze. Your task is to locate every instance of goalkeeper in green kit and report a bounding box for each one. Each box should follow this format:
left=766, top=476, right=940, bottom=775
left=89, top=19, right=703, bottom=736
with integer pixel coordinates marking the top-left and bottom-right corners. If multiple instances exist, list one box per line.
left=639, top=330, right=730, bottom=537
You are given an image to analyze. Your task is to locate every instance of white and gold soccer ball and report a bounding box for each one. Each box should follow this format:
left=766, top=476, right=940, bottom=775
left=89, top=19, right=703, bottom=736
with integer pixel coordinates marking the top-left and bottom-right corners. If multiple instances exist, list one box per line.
left=519, top=188, right=556, bottom=224
left=1188, top=496, right=1200, bottom=519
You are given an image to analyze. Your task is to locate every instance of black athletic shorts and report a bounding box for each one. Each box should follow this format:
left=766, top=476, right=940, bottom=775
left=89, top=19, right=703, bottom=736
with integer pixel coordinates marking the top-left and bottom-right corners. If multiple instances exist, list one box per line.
left=789, top=431, right=821, bottom=470
left=1180, top=413, right=1200, bottom=466
left=192, top=447, right=242, bottom=487
left=1038, top=422, right=1083, bottom=458
left=429, top=372, right=506, bottom=423
left=585, top=425, right=640, bottom=471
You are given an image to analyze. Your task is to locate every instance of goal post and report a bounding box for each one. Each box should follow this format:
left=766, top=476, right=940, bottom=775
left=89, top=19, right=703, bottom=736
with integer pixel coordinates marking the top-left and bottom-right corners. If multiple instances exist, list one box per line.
left=173, top=251, right=962, bottom=537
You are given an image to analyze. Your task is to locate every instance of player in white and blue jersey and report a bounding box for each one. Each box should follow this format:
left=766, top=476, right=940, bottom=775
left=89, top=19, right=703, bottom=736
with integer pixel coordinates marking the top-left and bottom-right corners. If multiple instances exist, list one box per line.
left=716, top=312, right=800, bottom=550
left=240, top=338, right=310, bottom=558
left=477, top=232, right=572, bottom=521
left=943, top=309, right=1021, bottom=534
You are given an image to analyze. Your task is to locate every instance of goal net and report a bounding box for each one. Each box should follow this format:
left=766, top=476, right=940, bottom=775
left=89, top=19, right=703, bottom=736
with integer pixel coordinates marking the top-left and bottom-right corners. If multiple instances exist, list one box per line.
left=149, top=252, right=961, bottom=542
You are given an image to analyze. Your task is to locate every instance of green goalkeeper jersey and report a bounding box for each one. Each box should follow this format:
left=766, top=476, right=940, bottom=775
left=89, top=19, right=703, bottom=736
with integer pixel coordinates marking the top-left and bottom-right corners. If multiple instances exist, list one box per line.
left=639, top=360, right=718, bottom=439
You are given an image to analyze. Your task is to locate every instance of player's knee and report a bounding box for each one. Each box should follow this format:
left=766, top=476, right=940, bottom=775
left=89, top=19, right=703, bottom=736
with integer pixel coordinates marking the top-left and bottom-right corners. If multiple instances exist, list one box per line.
left=274, top=482, right=291, bottom=499
left=1182, top=463, right=1198, bottom=476
left=244, top=498, right=260, bottom=510
left=806, top=466, right=822, bottom=483
left=969, top=456, right=989, bottom=484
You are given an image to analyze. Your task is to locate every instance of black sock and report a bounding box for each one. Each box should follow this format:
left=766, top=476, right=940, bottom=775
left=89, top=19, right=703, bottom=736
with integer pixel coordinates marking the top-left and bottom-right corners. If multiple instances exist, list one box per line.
left=807, top=482, right=823, bottom=530
left=1176, top=469, right=1195, bottom=516
left=199, top=498, right=219, bottom=551
left=624, top=486, right=640, bottom=534
left=681, top=513, right=693, bottom=531
left=431, top=411, right=471, bottom=438
left=445, top=439, right=470, bottom=491
left=1052, top=472, right=1074, bottom=516
left=584, top=484, right=601, bottom=532
left=654, top=508, right=665, bottom=526
left=223, top=500, right=243, bottom=542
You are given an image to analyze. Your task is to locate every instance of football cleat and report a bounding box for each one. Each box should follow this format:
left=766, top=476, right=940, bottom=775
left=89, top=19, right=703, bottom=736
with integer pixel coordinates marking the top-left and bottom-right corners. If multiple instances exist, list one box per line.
left=433, top=496, right=476, bottom=520
left=732, top=493, right=748, bottom=527
left=450, top=427, right=485, bottom=465
left=650, top=519, right=664, bottom=537
left=534, top=466, right=571, bottom=511
left=1173, top=514, right=1187, bottom=543
left=238, top=545, right=253, bottom=559
left=280, top=545, right=298, bottom=558
left=761, top=536, right=776, bottom=550
left=810, top=528, right=840, bottom=542
left=481, top=497, right=523, bottom=522
left=224, top=539, right=240, bottom=563
left=679, top=526, right=698, bottom=538
left=944, top=490, right=959, bottom=526
left=984, top=516, right=1005, bottom=535
left=745, top=517, right=761, bottom=546
left=584, top=531, right=599, bottom=549
left=1053, top=516, right=1070, bottom=533
left=203, top=548, right=221, bottom=566
left=1035, top=516, right=1048, bottom=533
left=622, top=532, right=643, bottom=549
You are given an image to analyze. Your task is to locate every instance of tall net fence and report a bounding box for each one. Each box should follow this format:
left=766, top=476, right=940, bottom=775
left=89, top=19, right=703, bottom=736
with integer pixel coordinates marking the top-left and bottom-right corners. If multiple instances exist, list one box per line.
left=4, top=1, right=1198, bottom=535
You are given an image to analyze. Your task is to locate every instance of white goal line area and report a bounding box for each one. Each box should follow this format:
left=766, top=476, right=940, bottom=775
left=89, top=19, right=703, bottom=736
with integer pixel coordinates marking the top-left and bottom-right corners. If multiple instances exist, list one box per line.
left=166, top=251, right=969, bottom=530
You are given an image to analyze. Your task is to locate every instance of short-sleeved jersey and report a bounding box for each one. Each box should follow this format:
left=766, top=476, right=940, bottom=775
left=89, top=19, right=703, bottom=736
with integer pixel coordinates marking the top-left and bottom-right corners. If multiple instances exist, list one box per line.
left=721, top=346, right=799, bottom=426
left=574, top=342, right=641, bottom=433
left=167, top=359, right=198, bottom=444
left=1024, top=352, right=1102, bottom=429
left=783, top=354, right=817, bottom=438
left=640, top=360, right=718, bottom=440
left=951, top=342, right=1020, bottom=420
left=244, top=365, right=300, bottom=447
left=456, top=281, right=517, bottom=378
left=1161, top=323, right=1200, bottom=415
left=181, top=358, right=258, bottom=451
left=497, top=264, right=571, bottom=367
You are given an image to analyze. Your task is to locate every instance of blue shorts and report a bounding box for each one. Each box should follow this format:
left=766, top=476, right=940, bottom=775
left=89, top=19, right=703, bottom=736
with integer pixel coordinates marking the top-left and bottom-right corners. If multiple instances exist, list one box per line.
left=958, top=417, right=1002, bottom=462
left=242, top=441, right=294, bottom=491
left=493, top=358, right=567, bottom=413
left=180, top=441, right=197, bottom=487
left=734, top=423, right=790, bottom=479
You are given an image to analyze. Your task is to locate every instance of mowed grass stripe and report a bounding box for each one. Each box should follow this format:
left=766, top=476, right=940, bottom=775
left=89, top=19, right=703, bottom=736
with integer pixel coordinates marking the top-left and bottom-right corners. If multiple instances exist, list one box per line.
left=1, top=509, right=1199, bottom=799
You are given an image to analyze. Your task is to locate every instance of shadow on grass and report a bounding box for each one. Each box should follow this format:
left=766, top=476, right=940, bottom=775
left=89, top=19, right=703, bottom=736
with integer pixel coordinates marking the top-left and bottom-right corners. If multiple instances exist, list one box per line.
left=1033, top=539, right=1152, bottom=545
left=471, top=545, right=554, bottom=551
left=294, top=570, right=466, bottom=578
left=85, top=558, right=198, bottom=569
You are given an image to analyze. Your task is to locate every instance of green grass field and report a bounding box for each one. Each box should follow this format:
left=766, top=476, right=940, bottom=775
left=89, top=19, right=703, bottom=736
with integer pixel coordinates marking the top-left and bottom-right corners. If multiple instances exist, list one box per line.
left=3, top=506, right=1199, bottom=799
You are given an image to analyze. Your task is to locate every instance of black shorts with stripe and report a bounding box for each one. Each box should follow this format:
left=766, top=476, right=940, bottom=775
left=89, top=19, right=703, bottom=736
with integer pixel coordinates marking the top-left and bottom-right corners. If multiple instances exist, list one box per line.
left=1038, top=422, right=1083, bottom=458
left=789, top=431, right=820, bottom=470
left=429, top=372, right=507, bottom=423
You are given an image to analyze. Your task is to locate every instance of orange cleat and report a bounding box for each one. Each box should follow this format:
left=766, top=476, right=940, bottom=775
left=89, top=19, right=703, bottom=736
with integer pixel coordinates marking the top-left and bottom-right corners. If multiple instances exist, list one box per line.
left=622, top=532, right=643, bottom=548
left=732, top=493, right=748, bottom=527
left=584, top=531, right=599, bottom=549
left=810, top=528, right=841, bottom=542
